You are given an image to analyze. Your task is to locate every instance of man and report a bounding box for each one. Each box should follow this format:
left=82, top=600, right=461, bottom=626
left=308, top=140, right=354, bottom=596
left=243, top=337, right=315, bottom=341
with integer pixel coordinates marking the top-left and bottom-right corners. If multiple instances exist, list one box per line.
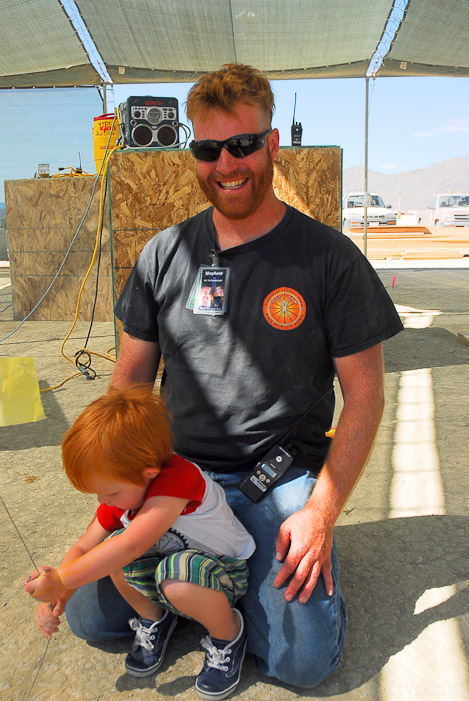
left=66, top=64, right=403, bottom=689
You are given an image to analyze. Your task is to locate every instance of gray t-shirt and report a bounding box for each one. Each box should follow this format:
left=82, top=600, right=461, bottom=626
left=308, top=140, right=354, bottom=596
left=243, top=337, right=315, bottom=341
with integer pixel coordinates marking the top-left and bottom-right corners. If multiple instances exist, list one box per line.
left=115, top=205, right=403, bottom=474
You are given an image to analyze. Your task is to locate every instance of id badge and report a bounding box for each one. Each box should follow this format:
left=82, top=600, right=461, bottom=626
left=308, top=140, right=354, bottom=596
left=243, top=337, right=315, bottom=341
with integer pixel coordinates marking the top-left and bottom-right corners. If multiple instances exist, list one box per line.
left=186, top=266, right=230, bottom=315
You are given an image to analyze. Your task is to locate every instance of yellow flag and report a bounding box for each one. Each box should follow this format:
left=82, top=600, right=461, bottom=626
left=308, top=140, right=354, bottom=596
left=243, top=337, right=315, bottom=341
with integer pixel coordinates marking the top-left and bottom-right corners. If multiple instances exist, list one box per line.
left=0, top=357, right=46, bottom=427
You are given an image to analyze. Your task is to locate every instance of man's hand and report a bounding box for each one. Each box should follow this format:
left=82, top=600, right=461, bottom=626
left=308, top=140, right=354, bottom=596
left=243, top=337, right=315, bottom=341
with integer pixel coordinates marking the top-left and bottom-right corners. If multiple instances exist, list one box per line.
left=272, top=344, right=385, bottom=605
left=274, top=506, right=334, bottom=604
left=24, top=567, right=66, bottom=603
left=34, top=600, right=65, bottom=638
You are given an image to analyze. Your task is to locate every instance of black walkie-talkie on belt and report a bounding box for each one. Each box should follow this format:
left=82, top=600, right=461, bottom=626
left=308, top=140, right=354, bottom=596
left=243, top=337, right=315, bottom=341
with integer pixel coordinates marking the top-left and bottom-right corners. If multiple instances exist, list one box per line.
left=237, top=388, right=331, bottom=502
left=237, top=443, right=297, bottom=502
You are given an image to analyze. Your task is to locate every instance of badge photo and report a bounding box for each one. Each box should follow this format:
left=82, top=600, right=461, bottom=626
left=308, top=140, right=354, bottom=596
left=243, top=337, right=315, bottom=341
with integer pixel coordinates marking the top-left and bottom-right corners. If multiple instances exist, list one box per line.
left=191, top=266, right=230, bottom=316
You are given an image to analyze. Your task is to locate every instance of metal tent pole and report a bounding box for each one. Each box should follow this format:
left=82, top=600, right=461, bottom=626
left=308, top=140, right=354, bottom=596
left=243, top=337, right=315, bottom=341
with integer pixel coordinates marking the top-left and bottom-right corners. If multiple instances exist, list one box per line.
left=364, top=76, right=369, bottom=258
left=102, top=83, right=107, bottom=113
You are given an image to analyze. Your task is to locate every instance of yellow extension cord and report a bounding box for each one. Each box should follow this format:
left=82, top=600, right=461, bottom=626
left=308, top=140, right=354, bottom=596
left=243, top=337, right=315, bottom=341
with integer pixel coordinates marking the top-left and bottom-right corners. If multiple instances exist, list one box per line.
left=41, top=144, right=123, bottom=393
left=42, top=105, right=186, bottom=393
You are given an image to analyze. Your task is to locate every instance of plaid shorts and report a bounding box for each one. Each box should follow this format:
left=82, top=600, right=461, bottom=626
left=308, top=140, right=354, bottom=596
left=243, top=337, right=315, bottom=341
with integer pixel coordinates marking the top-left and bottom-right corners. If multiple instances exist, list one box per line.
left=122, top=546, right=249, bottom=619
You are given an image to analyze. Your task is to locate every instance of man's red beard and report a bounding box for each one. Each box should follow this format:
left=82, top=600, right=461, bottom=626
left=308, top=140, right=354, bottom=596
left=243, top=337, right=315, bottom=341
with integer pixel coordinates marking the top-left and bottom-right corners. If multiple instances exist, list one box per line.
left=197, top=152, right=274, bottom=220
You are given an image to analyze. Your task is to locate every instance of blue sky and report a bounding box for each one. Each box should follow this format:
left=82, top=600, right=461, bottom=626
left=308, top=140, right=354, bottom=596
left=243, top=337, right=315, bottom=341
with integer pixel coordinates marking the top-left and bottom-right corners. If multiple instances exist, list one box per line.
left=1, top=75, right=468, bottom=205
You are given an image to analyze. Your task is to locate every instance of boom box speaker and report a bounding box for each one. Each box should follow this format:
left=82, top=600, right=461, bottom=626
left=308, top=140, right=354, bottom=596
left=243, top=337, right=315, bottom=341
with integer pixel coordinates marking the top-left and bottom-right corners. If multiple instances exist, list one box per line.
left=119, top=96, right=179, bottom=148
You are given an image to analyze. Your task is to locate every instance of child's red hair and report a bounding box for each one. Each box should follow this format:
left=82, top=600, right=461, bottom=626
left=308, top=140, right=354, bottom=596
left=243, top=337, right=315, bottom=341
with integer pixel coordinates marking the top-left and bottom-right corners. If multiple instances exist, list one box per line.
left=62, top=384, right=173, bottom=492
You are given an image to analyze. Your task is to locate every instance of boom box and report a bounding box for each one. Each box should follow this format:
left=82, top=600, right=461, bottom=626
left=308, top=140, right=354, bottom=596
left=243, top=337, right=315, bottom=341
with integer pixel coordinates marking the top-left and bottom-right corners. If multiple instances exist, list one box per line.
left=119, top=96, right=179, bottom=148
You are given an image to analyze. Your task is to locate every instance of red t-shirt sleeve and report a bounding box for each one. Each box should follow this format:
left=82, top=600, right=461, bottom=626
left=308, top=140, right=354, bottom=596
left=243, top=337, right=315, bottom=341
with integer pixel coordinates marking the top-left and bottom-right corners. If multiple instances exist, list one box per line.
left=96, top=503, right=124, bottom=532
left=95, top=455, right=205, bottom=529
left=146, top=455, right=206, bottom=514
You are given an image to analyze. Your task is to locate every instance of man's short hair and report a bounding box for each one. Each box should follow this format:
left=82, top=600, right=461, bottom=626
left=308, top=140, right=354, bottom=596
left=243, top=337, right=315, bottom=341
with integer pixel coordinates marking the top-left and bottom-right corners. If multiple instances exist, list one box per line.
left=186, top=63, right=275, bottom=123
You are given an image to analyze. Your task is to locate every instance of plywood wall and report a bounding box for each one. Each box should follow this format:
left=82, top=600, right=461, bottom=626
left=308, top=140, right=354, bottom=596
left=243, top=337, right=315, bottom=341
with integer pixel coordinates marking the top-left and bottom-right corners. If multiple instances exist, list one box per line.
left=5, top=176, right=112, bottom=321
left=273, top=148, right=342, bottom=228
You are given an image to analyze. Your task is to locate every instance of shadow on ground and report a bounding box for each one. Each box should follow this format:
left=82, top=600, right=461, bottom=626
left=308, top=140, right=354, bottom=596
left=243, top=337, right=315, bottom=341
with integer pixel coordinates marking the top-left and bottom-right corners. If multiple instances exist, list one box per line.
left=313, top=514, right=469, bottom=696
left=0, top=384, right=70, bottom=451
left=384, top=327, right=468, bottom=373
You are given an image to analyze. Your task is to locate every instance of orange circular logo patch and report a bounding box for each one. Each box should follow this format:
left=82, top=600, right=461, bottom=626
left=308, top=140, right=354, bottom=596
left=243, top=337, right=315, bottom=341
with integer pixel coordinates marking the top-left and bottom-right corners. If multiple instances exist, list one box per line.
left=263, top=287, right=306, bottom=330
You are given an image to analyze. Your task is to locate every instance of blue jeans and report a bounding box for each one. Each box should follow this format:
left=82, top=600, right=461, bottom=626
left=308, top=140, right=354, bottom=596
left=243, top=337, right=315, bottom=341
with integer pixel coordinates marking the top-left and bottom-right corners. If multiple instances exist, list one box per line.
left=65, top=466, right=347, bottom=687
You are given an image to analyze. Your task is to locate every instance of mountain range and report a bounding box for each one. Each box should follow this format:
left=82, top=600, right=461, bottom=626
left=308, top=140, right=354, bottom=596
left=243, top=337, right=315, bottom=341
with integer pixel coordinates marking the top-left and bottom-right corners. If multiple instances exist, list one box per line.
left=343, top=154, right=469, bottom=212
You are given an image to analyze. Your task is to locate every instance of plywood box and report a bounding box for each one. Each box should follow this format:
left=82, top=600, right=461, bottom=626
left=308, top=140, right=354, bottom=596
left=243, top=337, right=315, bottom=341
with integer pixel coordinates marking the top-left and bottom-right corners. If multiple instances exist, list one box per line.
left=5, top=176, right=112, bottom=321
left=5, top=146, right=341, bottom=327
left=109, top=146, right=342, bottom=343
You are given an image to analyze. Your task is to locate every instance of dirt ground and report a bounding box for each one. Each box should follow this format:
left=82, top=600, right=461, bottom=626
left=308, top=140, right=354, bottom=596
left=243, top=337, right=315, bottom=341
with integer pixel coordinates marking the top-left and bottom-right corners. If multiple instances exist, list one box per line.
left=0, top=261, right=468, bottom=700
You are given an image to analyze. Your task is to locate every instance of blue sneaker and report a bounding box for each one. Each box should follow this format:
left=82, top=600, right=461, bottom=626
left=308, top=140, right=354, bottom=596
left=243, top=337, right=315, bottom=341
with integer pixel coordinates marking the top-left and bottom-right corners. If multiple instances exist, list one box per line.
left=124, top=610, right=178, bottom=677
left=195, top=609, right=247, bottom=700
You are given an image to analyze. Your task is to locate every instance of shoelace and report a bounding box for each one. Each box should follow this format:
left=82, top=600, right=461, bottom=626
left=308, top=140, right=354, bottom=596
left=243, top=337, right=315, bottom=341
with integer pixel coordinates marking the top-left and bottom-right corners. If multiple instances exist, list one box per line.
left=129, top=618, right=156, bottom=651
left=201, top=636, right=231, bottom=671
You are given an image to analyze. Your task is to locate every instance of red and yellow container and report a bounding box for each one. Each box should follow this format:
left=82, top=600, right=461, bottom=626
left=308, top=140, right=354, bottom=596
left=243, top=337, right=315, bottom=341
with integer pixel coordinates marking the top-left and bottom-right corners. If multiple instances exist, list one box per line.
left=92, top=113, right=119, bottom=173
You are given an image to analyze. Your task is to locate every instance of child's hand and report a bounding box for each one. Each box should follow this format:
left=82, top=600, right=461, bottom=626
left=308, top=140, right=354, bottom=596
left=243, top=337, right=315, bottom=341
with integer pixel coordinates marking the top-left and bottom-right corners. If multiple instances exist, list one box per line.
left=34, top=600, right=65, bottom=639
left=24, top=567, right=66, bottom=603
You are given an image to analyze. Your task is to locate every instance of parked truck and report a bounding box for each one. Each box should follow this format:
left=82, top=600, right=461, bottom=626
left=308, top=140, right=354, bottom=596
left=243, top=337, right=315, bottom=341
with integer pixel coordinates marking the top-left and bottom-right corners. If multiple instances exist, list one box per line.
left=417, top=193, right=469, bottom=227
left=342, top=192, right=397, bottom=229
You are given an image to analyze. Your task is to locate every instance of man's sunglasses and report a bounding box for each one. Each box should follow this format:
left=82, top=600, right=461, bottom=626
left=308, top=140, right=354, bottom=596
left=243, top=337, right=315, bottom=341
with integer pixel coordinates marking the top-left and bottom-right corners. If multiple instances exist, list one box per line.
left=189, top=129, right=272, bottom=162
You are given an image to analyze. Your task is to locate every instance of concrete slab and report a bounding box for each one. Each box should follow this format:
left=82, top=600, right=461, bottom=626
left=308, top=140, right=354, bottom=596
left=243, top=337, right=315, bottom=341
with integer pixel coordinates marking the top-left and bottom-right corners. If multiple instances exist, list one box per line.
left=1, top=267, right=468, bottom=700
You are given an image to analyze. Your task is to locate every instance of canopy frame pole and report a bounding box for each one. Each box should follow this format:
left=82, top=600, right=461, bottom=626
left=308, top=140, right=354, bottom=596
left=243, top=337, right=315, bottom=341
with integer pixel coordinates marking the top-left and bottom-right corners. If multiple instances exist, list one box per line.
left=364, top=76, right=369, bottom=258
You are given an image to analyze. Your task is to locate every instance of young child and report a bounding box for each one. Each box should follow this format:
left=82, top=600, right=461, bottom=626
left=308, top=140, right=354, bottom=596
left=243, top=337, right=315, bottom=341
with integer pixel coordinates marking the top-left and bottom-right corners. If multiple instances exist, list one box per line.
left=25, top=385, right=255, bottom=700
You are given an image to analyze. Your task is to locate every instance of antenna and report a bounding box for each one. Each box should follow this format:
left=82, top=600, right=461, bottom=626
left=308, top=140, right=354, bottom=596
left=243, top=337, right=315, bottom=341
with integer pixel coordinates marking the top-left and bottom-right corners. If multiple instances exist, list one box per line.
left=291, top=92, right=303, bottom=147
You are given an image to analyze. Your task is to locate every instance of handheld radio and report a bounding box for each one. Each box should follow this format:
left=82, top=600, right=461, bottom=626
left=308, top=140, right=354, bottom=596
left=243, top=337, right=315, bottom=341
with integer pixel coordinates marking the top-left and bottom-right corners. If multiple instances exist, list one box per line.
left=291, top=92, right=303, bottom=146
left=237, top=389, right=331, bottom=502
left=237, top=444, right=297, bottom=502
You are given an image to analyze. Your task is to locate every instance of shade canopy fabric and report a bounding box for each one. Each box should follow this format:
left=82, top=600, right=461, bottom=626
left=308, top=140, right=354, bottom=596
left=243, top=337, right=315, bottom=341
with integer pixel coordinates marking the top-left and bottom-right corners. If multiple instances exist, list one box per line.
left=0, top=0, right=101, bottom=88
left=74, top=0, right=393, bottom=83
left=1, top=0, right=468, bottom=88
left=379, top=0, right=469, bottom=77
